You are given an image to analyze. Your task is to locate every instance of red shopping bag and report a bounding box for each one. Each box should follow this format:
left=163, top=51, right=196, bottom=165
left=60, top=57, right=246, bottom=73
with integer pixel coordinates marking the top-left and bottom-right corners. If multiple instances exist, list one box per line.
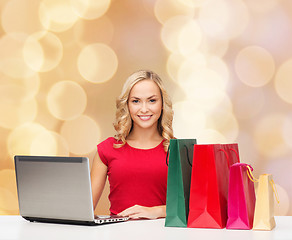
left=226, top=163, right=256, bottom=230
left=187, top=144, right=240, bottom=229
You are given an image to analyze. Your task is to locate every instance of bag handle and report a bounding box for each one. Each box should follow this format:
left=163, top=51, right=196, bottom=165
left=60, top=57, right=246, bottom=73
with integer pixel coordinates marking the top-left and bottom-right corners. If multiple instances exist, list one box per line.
left=184, top=145, right=192, bottom=166
left=246, top=165, right=258, bottom=182
left=166, top=146, right=169, bottom=166
left=229, top=148, right=240, bottom=163
left=219, top=148, right=230, bottom=167
left=165, top=144, right=192, bottom=166
left=219, top=147, right=240, bottom=168
left=246, top=166, right=280, bottom=204
left=270, top=179, right=280, bottom=204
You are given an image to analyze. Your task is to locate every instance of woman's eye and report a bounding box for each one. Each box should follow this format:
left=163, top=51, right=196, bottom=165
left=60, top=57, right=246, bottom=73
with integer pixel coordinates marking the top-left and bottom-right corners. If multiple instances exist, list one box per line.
left=132, top=99, right=139, bottom=103
left=149, top=99, right=156, bottom=103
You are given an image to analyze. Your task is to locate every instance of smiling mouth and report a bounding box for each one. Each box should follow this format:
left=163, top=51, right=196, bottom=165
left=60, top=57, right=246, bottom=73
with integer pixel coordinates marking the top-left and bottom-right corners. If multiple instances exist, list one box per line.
left=138, top=115, right=152, bottom=121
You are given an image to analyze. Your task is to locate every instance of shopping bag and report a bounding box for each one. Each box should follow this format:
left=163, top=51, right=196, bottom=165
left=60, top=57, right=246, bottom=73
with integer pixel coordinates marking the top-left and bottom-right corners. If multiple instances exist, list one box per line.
left=226, top=163, right=256, bottom=230
left=165, top=139, right=197, bottom=227
left=253, top=174, right=279, bottom=231
left=187, top=144, right=240, bottom=229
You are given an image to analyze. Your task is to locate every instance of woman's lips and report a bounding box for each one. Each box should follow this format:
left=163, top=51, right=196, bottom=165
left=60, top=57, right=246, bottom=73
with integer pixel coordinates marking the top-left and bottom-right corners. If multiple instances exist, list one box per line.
left=138, top=115, right=152, bottom=121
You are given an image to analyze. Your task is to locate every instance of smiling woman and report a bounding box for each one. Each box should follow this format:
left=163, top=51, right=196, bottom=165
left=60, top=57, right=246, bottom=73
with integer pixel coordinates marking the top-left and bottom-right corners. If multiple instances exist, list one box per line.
left=90, top=70, right=175, bottom=220
left=113, top=70, right=174, bottom=151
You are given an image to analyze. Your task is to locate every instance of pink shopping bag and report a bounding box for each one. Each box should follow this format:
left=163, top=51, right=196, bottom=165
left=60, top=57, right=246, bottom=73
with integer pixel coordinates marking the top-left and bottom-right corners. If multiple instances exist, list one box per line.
left=226, top=163, right=256, bottom=230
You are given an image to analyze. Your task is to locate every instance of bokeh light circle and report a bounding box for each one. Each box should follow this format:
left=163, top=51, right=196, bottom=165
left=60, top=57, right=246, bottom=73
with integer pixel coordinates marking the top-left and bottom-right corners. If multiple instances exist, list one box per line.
left=173, top=101, right=207, bottom=138
left=198, top=0, right=249, bottom=40
left=23, top=31, right=63, bottom=72
left=0, top=169, right=19, bottom=213
left=282, top=114, right=292, bottom=149
left=0, top=187, right=18, bottom=213
left=154, top=0, right=194, bottom=25
left=177, top=54, right=229, bottom=84
left=245, top=0, right=278, bottom=14
left=253, top=114, right=290, bottom=159
left=235, top=46, right=275, bottom=87
left=178, top=19, right=202, bottom=56
left=198, top=129, right=227, bottom=143
left=166, top=53, right=186, bottom=82
left=200, top=38, right=230, bottom=58
left=161, top=15, right=192, bottom=53
left=39, top=0, right=79, bottom=32
left=273, top=184, right=290, bottom=216
left=30, top=130, right=69, bottom=156
left=275, top=59, right=292, bottom=104
left=207, top=111, right=239, bottom=142
left=233, top=87, right=265, bottom=120
left=0, top=93, right=37, bottom=129
left=0, top=73, right=40, bottom=101
left=50, top=132, right=70, bottom=156
left=178, top=0, right=206, bottom=8
left=178, top=67, right=228, bottom=111
left=1, top=0, right=44, bottom=35
left=0, top=33, right=36, bottom=78
left=71, top=0, right=111, bottom=20
left=77, top=43, right=118, bottom=83
left=0, top=169, right=18, bottom=215
left=60, top=115, right=101, bottom=154
left=7, top=122, right=54, bottom=157
left=208, top=56, right=230, bottom=83
left=265, top=157, right=292, bottom=215
left=74, top=16, right=114, bottom=46
left=47, top=81, right=87, bottom=121
left=0, top=169, right=17, bottom=195
left=178, top=53, right=207, bottom=81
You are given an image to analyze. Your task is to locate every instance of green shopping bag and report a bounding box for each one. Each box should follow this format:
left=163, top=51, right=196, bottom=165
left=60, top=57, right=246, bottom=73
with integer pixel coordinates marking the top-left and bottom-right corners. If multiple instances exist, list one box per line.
left=165, top=139, right=197, bottom=227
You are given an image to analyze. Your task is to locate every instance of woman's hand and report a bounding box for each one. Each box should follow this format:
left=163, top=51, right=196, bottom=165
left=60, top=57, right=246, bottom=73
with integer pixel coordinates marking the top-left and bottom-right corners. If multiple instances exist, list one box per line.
left=118, top=205, right=166, bottom=220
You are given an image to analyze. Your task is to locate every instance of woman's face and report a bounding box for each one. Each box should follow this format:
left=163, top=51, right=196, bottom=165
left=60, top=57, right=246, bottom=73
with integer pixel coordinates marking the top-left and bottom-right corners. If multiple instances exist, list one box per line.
left=128, top=79, right=163, bottom=131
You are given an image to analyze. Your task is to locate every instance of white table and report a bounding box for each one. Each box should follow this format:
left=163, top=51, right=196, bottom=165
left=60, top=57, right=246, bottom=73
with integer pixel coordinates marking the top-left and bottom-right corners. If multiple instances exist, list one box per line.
left=0, top=216, right=291, bottom=240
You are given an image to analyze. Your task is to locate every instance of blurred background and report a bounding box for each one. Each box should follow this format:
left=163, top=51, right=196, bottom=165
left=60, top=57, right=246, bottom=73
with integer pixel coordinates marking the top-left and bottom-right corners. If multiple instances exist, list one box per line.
left=0, top=0, right=292, bottom=216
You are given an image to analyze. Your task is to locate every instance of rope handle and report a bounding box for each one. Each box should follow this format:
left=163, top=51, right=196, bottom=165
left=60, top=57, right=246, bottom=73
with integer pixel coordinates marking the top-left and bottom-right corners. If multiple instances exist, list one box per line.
left=184, top=145, right=192, bottom=166
left=246, top=165, right=259, bottom=183
left=229, top=148, right=240, bottom=163
left=166, top=146, right=169, bottom=166
left=165, top=144, right=192, bottom=166
left=219, top=148, right=229, bottom=167
left=219, top=147, right=240, bottom=168
left=270, top=179, right=280, bottom=204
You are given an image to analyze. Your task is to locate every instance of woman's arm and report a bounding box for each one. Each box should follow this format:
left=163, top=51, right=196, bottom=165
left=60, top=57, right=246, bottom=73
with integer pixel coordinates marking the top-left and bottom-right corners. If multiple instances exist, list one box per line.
left=118, top=205, right=166, bottom=220
left=90, top=150, right=108, bottom=210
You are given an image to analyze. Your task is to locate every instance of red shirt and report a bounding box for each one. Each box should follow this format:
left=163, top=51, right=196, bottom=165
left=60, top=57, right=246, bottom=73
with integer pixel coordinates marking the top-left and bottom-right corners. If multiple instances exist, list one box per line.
left=97, top=137, right=168, bottom=215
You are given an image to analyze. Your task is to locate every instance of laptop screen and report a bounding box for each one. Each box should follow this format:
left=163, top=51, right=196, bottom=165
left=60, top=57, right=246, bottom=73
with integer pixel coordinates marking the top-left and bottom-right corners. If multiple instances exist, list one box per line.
left=14, top=156, right=95, bottom=222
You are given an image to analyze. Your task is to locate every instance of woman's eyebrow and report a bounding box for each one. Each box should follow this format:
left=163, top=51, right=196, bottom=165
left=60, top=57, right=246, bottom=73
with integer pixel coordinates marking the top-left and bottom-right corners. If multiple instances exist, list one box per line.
left=129, top=96, right=140, bottom=99
left=147, top=95, right=158, bottom=99
left=130, top=94, right=157, bottom=99
left=129, top=95, right=158, bottom=100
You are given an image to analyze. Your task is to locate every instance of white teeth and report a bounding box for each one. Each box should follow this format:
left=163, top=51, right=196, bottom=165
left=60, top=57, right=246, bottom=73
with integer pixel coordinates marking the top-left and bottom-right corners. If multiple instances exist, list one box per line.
left=139, top=115, right=151, bottom=120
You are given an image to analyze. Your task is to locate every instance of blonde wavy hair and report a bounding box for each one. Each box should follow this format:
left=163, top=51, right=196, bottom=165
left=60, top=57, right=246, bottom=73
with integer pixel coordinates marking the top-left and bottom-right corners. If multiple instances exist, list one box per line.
left=113, top=70, right=174, bottom=152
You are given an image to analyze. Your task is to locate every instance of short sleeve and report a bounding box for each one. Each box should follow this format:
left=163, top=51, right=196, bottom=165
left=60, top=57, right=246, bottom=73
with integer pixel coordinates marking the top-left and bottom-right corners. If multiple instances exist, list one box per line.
left=97, top=146, right=107, bottom=166
left=97, top=137, right=116, bottom=166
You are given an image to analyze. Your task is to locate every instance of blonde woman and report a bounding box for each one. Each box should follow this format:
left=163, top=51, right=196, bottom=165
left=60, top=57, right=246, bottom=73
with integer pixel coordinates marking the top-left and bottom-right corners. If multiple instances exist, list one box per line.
left=91, top=70, right=174, bottom=219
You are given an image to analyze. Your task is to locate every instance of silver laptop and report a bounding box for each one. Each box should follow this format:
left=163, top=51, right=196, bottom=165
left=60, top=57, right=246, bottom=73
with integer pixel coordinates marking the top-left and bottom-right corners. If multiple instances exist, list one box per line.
left=14, top=155, right=129, bottom=226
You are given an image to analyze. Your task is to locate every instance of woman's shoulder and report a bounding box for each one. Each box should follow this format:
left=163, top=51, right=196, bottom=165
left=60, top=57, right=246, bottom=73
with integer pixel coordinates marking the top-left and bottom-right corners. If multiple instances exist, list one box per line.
left=98, top=137, right=118, bottom=147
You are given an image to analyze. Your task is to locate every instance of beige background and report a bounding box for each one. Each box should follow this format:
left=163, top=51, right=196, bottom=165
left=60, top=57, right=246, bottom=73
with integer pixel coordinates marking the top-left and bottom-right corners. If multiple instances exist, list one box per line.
left=0, top=0, right=292, bottom=216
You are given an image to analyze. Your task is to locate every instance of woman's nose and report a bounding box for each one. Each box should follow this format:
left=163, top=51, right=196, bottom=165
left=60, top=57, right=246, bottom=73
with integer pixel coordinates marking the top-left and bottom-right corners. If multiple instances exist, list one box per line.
left=140, top=102, right=148, bottom=112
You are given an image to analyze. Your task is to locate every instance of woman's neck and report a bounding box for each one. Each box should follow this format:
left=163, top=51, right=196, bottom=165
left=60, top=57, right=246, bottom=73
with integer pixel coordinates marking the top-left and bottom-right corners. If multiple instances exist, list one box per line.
left=126, top=126, right=163, bottom=149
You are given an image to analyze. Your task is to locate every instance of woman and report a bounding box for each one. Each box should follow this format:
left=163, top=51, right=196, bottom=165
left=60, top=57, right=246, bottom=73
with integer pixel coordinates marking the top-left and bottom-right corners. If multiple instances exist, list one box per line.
left=91, top=70, right=174, bottom=219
